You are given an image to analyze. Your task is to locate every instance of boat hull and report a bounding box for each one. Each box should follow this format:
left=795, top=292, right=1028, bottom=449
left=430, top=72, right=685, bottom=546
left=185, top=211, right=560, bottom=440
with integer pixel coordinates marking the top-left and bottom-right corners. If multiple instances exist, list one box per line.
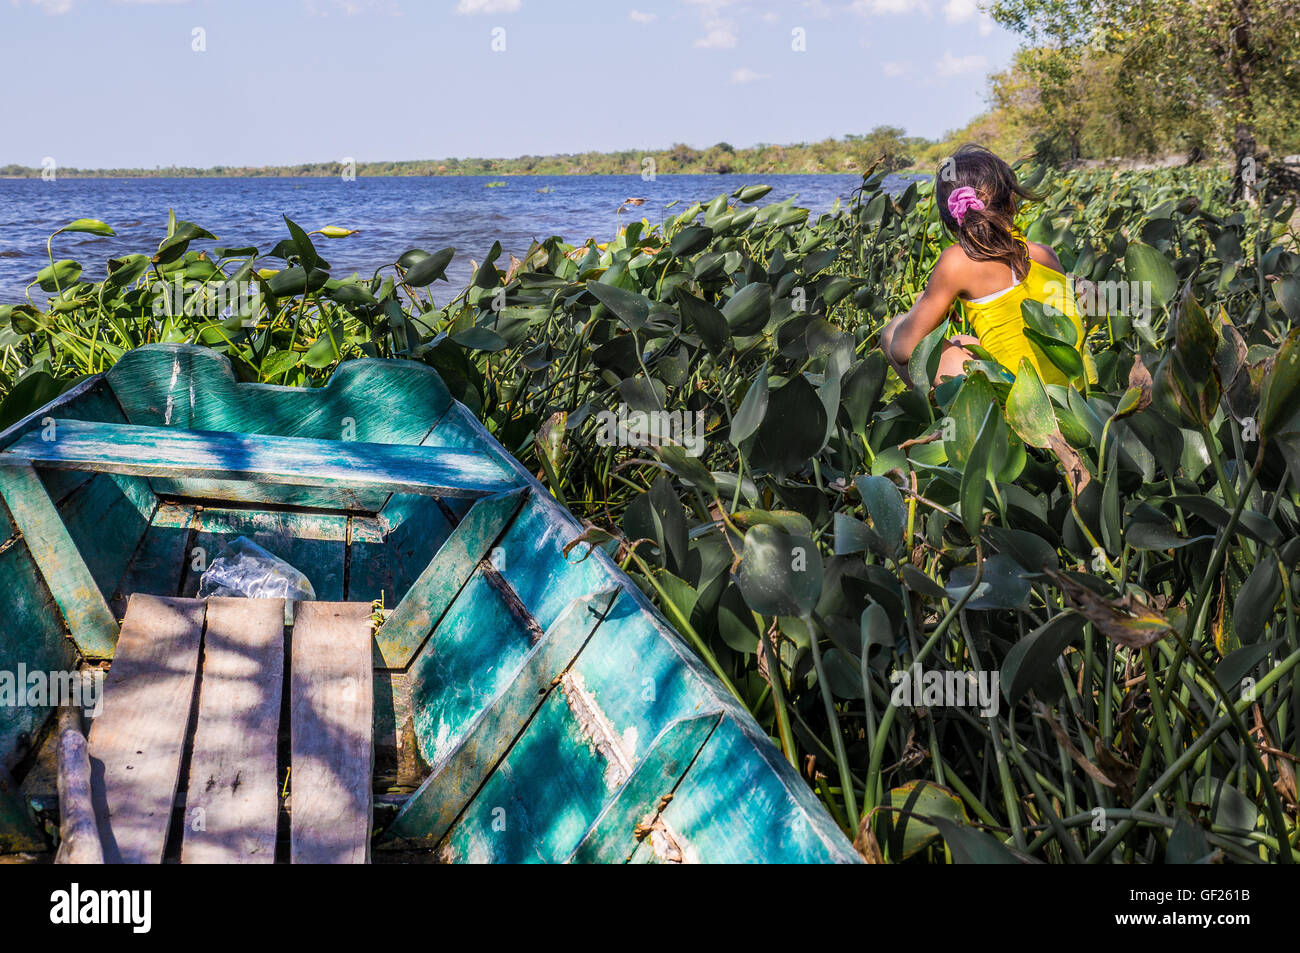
left=0, top=344, right=859, bottom=863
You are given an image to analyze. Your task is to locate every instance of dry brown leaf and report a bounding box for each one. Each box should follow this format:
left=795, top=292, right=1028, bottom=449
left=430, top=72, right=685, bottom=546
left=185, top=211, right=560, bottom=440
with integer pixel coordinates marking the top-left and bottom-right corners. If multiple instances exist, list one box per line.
left=1047, top=430, right=1092, bottom=496
left=1048, top=571, right=1174, bottom=649
left=1034, top=701, right=1118, bottom=790
left=854, top=812, right=887, bottom=864
left=1127, top=353, right=1153, bottom=413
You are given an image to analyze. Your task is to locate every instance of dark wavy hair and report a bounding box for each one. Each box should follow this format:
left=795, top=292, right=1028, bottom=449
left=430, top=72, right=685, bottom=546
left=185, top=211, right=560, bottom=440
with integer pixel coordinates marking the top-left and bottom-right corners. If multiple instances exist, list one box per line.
left=936, top=144, right=1039, bottom=281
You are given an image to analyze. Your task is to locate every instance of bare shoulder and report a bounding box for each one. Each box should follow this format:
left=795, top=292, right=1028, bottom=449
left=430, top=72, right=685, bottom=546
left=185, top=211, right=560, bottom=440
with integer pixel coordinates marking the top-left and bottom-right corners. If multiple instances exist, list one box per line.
left=1026, top=241, right=1065, bottom=273
left=933, top=243, right=975, bottom=280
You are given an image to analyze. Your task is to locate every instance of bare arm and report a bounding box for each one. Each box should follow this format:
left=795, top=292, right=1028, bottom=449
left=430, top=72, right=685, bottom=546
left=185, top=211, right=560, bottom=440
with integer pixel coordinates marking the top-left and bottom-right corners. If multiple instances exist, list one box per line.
left=879, top=247, right=965, bottom=387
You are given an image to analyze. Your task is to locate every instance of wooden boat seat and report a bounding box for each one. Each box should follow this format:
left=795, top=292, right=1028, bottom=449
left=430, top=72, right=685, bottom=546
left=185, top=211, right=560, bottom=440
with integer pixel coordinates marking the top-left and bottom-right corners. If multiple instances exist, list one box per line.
left=0, top=417, right=516, bottom=499
left=70, top=593, right=374, bottom=864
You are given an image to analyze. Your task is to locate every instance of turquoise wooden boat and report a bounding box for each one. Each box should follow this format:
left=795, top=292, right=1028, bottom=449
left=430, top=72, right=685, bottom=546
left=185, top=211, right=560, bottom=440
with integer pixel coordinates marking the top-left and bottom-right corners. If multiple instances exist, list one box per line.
left=0, top=343, right=859, bottom=864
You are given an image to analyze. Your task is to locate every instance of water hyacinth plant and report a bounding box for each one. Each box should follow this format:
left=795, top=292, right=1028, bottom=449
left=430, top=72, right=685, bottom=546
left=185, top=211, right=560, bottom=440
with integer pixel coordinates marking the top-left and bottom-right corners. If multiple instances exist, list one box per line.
left=3, top=163, right=1300, bottom=864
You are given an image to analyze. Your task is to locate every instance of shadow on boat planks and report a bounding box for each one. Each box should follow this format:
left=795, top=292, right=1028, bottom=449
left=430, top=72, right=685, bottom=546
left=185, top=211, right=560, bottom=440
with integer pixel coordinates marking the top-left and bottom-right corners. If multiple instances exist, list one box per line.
left=0, top=344, right=861, bottom=864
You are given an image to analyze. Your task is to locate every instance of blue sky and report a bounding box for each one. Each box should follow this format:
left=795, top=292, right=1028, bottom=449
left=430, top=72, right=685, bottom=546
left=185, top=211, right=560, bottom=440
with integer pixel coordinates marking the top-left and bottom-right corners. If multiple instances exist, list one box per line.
left=0, top=0, right=1021, bottom=168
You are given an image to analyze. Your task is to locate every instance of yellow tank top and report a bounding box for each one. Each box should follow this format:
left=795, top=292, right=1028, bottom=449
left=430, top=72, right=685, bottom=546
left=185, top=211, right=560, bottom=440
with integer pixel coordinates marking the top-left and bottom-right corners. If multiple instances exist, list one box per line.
left=960, top=258, right=1098, bottom=388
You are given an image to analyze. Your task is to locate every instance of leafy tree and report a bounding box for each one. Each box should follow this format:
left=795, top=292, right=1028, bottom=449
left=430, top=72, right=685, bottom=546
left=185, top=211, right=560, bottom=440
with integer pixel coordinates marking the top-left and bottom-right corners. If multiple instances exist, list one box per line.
left=991, top=0, right=1300, bottom=199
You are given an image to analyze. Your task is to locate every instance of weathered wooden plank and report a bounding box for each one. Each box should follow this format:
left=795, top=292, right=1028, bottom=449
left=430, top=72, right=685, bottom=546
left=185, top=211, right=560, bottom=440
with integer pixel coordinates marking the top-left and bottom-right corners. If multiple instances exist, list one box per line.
left=374, top=488, right=527, bottom=668
left=404, top=570, right=537, bottom=768
left=640, top=713, right=863, bottom=864
left=180, top=597, right=284, bottom=864
left=88, top=595, right=204, bottom=864
left=112, top=502, right=195, bottom=615
left=434, top=689, right=612, bottom=864
left=388, top=589, right=618, bottom=847
left=55, top=471, right=156, bottom=603
left=54, top=707, right=103, bottom=864
left=290, top=601, right=374, bottom=864
left=2, top=418, right=515, bottom=499
left=0, top=526, right=76, bottom=770
left=104, top=343, right=452, bottom=445
left=146, top=479, right=393, bottom=512
left=378, top=494, right=455, bottom=603
left=345, top=515, right=392, bottom=604
left=105, top=345, right=455, bottom=511
left=0, top=464, right=119, bottom=660
left=179, top=508, right=347, bottom=603
left=0, top=376, right=130, bottom=504
left=566, top=712, right=720, bottom=864
left=0, top=761, right=44, bottom=853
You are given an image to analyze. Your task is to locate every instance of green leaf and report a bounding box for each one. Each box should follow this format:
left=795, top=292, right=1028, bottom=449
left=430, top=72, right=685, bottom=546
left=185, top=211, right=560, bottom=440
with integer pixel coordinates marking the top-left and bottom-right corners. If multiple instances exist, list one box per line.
left=839, top=352, right=886, bottom=436
left=403, top=247, right=455, bottom=287
left=945, top=555, right=1030, bottom=611
left=587, top=281, right=651, bottom=330
left=283, top=216, right=319, bottom=274
left=1165, top=816, right=1214, bottom=864
left=451, top=327, right=509, bottom=352
left=1006, top=359, right=1056, bottom=449
left=722, top=282, right=772, bottom=336
left=1002, top=612, right=1085, bottom=705
left=674, top=289, right=729, bottom=355
left=1259, top=327, right=1300, bottom=442
left=946, top=371, right=998, bottom=468
left=59, top=218, right=115, bottom=237
left=730, top=362, right=769, bottom=446
left=1232, top=559, right=1282, bottom=642
left=259, top=348, right=299, bottom=381
left=746, top=374, right=827, bottom=476
left=1021, top=299, right=1077, bottom=347
left=822, top=648, right=865, bottom=700
left=0, top=371, right=62, bottom=431
left=303, top=332, right=340, bottom=369
left=959, top=405, right=997, bottom=538
left=1024, top=327, right=1085, bottom=380
left=1215, top=640, right=1280, bottom=696
left=878, top=781, right=968, bottom=860
left=266, top=266, right=327, bottom=298
left=669, top=224, right=713, bottom=257
left=1124, top=241, right=1178, bottom=309
left=856, top=475, right=906, bottom=558
left=737, top=524, right=822, bottom=617
left=1273, top=276, right=1300, bottom=323
left=930, top=817, right=1027, bottom=864
left=35, top=259, right=82, bottom=292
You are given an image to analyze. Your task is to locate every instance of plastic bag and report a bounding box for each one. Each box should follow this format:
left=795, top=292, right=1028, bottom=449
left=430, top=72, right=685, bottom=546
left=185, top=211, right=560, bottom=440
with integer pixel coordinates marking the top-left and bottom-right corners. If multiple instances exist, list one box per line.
left=197, top=536, right=316, bottom=601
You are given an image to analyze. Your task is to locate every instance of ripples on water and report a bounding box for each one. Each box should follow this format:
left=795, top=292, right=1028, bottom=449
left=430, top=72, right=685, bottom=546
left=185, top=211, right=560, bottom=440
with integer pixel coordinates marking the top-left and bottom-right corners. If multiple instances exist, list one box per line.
left=0, top=173, right=924, bottom=303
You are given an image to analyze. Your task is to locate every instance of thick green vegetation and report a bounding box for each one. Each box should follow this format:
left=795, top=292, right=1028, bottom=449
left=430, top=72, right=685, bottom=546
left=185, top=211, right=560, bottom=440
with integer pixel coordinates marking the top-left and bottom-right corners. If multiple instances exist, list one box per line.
left=3, top=163, right=1300, bottom=863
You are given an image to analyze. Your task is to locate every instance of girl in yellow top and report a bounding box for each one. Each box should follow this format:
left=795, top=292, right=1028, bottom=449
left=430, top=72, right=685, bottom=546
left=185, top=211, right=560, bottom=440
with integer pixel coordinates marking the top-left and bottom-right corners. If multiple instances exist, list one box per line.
left=880, top=144, right=1093, bottom=388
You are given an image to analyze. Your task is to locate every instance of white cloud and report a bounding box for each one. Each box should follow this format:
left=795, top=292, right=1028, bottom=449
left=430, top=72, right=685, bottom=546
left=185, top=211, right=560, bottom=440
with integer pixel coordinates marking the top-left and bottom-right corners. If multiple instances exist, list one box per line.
left=881, top=60, right=909, bottom=77
left=942, top=0, right=976, bottom=22
left=851, top=0, right=930, bottom=14
left=12, top=0, right=191, bottom=12
left=454, top=0, right=520, bottom=14
left=628, top=9, right=656, bottom=23
left=730, top=67, right=768, bottom=83
left=935, top=49, right=987, bottom=76
left=942, top=0, right=997, bottom=34
left=685, top=0, right=740, bottom=49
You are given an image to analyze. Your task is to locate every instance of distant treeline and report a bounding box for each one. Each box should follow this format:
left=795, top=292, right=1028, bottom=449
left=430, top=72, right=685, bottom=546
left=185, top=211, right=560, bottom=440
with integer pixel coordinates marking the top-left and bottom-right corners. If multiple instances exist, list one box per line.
left=0, top=128, right=930, bottom=178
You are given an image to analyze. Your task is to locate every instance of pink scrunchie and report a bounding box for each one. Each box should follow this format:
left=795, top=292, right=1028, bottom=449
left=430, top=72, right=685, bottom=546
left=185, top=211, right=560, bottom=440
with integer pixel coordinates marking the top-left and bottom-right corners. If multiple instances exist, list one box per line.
left=947, top=186, right=985, bottom=226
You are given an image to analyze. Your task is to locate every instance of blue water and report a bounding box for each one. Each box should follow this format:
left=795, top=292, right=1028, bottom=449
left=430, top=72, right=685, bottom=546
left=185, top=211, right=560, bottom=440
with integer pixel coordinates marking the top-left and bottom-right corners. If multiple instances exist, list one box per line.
left=0, top=173, right=920, bottom=304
